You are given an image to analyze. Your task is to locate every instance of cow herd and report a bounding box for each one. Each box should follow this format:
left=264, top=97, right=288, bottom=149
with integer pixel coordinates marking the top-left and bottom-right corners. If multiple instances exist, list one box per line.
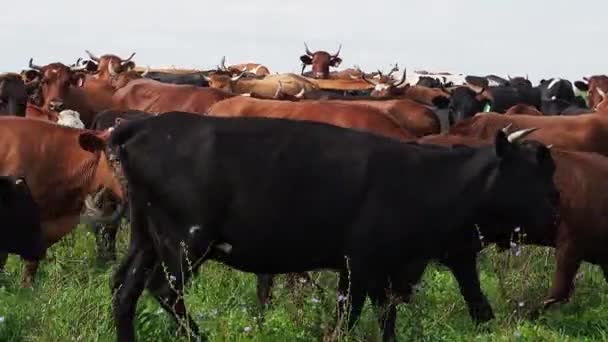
left=1, top=45, right=608, bottom=341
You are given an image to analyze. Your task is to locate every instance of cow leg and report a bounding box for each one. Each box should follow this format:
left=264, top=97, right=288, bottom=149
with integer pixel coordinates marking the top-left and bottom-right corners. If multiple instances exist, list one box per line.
left=543, top=242, right=581, bottom=309
left=21, top=260, right=40, bottom=288
left=368, top=278, right=397, bottom=342
left=94, top=221, right=119, bottom=263
left=441, top=252, right=494, bottom=323
left=0, top=252, right=7, bottom=271
left=256, top=274, right=275, bottom=310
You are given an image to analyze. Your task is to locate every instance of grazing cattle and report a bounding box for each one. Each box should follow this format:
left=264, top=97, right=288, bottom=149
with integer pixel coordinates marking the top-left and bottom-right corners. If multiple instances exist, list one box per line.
left=25, top=59, right=113, bottom=127
left=83, top=50, right=137, bottom=82
left=140, top=68, right=209, bottom=87
left=0, top=73, right=27, bottom=115
left=0, top=117, right=125, bottom=286
left=112, top=78, right=237, bottom=115
left=448, top=112, right=608, bottom=156
left=574, top=75, right=608, bottom=109
left=207, top=96, right=416, bottom=140
left=299, top=43, right=342, bottom=79
left=108, top=112, right=558, bottom=342
left=0, top=176, right=46, bottom=262
left=204, top=72, right=318, bottom=97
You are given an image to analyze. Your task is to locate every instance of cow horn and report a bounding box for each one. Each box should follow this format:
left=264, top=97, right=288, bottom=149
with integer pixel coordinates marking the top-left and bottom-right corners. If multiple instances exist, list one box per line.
left=121, top=52, right=136, bottom=63
left=507, top=127, right=538, bottom=142
left=501, top=123, right=513, bottom=134
left=508, top=75, right=513, bottom=81
left=393, top=68, right=408, bottom=87
left=274, top=81, right=283, bottom=98
left=597, top=88, right=606, bottom=99
left=477, top=87, right=485, bottom=96
left=28, top=58, right=43, bottom=71
left=547, top=144, right=554, bottom=149
left=230, top=71, right=246, bottom=82
left=85, top=50, right=100, bottom=62
left=304, top=42, right=313, bottom=56
left=108, top=62, right=118, bottom=77
left=526, top=74, right=529, bottom=80
left=141, top=66, right=150, bottom=77
left=220, top=56, right=228, bottom=71
left=331, top=44, right=342, bottom=58
left=202, top=73, right=211, bottom=82
left=294, top=88, right=305, bottom=98
left=387, top=63, right=399, bottom=77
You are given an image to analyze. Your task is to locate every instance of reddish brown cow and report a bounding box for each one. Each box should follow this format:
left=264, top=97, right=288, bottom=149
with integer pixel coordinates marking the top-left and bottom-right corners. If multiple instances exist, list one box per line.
left=0, top=117, right=124, bottom=286
left=112, top=78, right=237, bottom=114
left=360, top=70, right=451, bottom=107
left=575, top=75, right=608, bottom=109
left=83, top=50, right=137, bottom=82
left=26, top=59, right=115, bottom=127
left=505, top=103, right=544, bottom=116
left=25, top=103, right=58, bottom=121
left=420, top=132, right=608, bottom=311
left=207, top=96, right=416, bottom=141
left=448, top=112, right=608, bottom=156
left=299, top=43, right=342, bottom=79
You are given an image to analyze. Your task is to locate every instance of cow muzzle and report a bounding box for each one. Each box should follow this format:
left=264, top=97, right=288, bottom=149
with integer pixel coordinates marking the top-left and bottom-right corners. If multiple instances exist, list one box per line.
left=49, top=100, right=65, bottom=112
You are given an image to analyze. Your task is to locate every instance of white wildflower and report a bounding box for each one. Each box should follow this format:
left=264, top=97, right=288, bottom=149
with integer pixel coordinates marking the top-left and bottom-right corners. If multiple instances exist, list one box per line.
left=243, top=326, right=252, bottom=333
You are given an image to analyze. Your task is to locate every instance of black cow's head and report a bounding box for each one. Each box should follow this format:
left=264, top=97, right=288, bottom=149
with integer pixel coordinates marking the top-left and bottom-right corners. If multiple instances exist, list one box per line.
left=416, top=76, right=442, bottom=88
left=299, top=43, right=342, bottom=79
left=0, top=73, right=27, bottom=116
left=445, top=86, right=491, bottom=123
left=480, top=129, right=559, bottom=228
left=0, top=176, right=46, bottom=261
left=538, top=78, right=574, bottom=102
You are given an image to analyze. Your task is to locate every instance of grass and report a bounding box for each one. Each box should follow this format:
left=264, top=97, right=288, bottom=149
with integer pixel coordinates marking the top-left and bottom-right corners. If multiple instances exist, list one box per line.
left=1, top=224, right=608, bottom=341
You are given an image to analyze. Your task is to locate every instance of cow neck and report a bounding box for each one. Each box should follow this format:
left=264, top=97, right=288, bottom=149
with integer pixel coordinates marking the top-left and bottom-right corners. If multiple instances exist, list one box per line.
left=231, top=79, right=259, bottom=94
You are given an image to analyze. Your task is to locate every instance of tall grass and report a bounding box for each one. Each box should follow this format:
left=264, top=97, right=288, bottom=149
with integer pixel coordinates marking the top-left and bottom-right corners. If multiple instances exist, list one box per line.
left=0, top=224, right=607, bottom=341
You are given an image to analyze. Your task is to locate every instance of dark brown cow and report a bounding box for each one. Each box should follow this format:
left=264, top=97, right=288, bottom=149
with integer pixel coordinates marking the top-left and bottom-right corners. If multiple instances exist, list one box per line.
left=83, top=50, right=137, bottom=82
left=0, top=73, right=27, bottom=116
left=299, top=42, right=342, bottom=79
left=420, top=132, right=608, bottom=311
left=207, top=96, right=416, bottom=140
left=0, top=117, right=125, bottom=286
left=112, top=78, right=237, bottom=114
left=505, top=103, right=544, bottom=116
left=448, top=112, right=608, bottom=156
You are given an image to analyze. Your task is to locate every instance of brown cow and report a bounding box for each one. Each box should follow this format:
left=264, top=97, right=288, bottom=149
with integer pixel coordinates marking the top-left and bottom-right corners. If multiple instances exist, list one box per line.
left=420, top=132, right=608, bottom=312
left=0, top=117, right=125, bottom=286
left=83, top=50, right=137, bottom=82
left=204, top=72, right=318, bottom=98
left=448, top=112, right=608, bottom=156
left=25, top=103, right=57, bottom=121
left=218, top=56, right=271, bottom=77
left=299, top=42, right=342, bottom=79
left=112, top=78, right=237, bottom=114
left=25, top=59, right=113, bottom=128
left=207, top=96, right=416, bottom=140
left=505, top=103, right=544, bottom=116
left=574, top=75, right=608, bottom=109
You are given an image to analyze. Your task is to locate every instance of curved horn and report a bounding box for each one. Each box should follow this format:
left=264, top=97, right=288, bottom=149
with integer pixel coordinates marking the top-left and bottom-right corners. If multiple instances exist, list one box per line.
left=304, top=42, right=313, bottom=56
left=359, top=68, right=378, bottom=85
left=507, top=127, right=538, bottom=143
left=508, top=74, right=513, bottom=81
left=121, top=52, right=136, bottom=63
left=28, top=58, right=43, bottom=71
left=387, top=63, right=399, bottom=77
left=597, top=88, right=606, bottom=99
left=526, top=74, right=529, bottom=80
left=501, top=123, right=513, bottom=134
left=331, top=44, right=342, bottom=58
left=220, top=56, right=228, bottom=71
left=141, top=66, right=151, bottom=77
left=84, top=50, right=100, bottom=62
left=230, top=71, right=246, bottom=82
left=393, top=68, right=408, bottom=87
left=294, top=87, right=305, bottom=99
left=108, top=62, right=118, bottom=77
left=546, top=144, right=554, bottom=149
left=274, top=81, right=283, bottom=98
left=477, top=87, right=485, bottom=96
left=81, top=196, right=127, bottom=225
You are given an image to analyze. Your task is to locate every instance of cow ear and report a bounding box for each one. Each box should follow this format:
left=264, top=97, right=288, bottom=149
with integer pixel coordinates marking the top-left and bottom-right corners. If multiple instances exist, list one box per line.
left=71, top=72, right=86, bottom=87
left=494, top=129, right=511, bottom=158
left=300, top=55, right=312, bottom=65
left=431, top=96, right=450, bottom=109
left=574, top=81, right=589, bottom=92
left=84, top=60, right=98, bottom=72
left=79, top=132, right=105, bottom=153
left=330, top=57, right=342, bottom=67
left=123, top=61, right=135, bottom=71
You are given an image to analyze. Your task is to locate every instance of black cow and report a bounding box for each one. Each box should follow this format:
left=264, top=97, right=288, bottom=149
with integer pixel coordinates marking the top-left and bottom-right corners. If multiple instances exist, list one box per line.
left=0, top=176, right=46, bottom=262
left=140, top=70, right=210, bottom=87
left=109, top=112, right=558, bottom=342
left=0, top=74, right=27, bottom=116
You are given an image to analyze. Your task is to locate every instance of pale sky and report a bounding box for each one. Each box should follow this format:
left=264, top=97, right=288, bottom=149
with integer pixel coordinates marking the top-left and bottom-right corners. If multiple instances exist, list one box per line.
left=1, top=0, right=604, bottom=83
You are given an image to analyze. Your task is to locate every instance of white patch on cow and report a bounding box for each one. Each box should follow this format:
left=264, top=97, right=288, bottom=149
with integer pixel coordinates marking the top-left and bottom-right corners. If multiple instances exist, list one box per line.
left=488, top=79, right=500, bottom=87
left=551, top=96, right=557, bottom=100
left=547, top=78, right=561, bottom=89
left=57, top=110, right=85, bottom=129
left=215, top=243, right=232, bottom=254
left=131, top=267, right=137, bottom=274
left=374, top=83, right=390, bottom=92
left=189, top=225, right=201, bottom=235
left=250, top=64, right=262, bottom=74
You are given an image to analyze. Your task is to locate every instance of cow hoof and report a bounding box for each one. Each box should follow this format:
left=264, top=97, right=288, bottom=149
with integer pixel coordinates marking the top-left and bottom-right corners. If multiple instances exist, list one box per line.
left=470, top=301, right=494, bottom=323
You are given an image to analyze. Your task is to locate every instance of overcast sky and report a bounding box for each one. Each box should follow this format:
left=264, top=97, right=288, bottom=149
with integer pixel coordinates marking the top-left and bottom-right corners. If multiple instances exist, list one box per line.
left=1, top=0, right=604, bottom=83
